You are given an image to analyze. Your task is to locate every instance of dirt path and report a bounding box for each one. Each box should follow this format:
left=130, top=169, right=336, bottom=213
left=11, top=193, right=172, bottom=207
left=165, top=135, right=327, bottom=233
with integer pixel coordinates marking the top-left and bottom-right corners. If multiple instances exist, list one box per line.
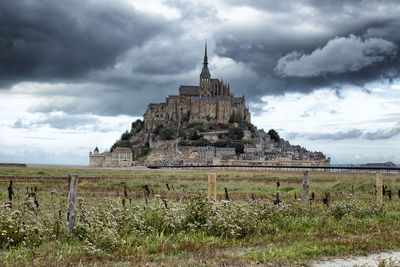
left=313, top=250, right=400, bottom=266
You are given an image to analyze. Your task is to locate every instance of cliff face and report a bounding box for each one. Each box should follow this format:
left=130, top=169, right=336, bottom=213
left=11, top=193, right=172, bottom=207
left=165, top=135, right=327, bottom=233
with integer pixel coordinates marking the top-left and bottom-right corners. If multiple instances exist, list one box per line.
left=108, top=117, right=328, bottom=166
left=122, top=117, right=254, bottom=164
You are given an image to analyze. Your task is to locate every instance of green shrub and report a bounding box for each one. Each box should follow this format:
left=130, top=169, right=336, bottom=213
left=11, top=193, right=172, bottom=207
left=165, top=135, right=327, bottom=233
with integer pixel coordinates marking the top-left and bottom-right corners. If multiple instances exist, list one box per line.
left=160, top=127, right=174, bottom=140
left=194, top=138, right=211, bottom=146
left=131, top=119, right=144, bottom=134
left=153, top=125, right=164, bottom=135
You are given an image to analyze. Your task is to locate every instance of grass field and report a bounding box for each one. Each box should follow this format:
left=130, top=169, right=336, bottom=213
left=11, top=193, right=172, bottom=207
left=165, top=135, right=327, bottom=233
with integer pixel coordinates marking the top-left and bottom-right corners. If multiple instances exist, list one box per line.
left=1, top=167, right=400, bottom=266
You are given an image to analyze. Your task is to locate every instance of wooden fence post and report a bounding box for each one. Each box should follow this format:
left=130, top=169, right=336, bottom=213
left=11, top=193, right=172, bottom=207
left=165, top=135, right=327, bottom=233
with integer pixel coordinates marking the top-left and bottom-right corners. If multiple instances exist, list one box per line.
left=66, top=174, right=79, bottom=234
left=376, top=173, right=383, bottom=207
left=302, top=171, right=309, bottom=205
left=208, top=173, right=216, bottom=202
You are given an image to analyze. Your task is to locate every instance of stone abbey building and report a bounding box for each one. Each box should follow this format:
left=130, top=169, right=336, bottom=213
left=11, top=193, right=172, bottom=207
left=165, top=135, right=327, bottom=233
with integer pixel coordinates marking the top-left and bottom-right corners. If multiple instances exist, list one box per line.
left=143, top=43, right=251, bottom=131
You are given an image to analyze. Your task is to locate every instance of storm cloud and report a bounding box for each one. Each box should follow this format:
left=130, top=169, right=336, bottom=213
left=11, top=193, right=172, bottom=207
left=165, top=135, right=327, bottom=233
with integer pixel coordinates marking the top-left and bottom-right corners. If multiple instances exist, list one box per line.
left=0, top=0, right=166, bottom=87
left=214, top=0, right=400, bottom=99
left=1, top=0, right=400, bottom=118
left=1, top=0, right=400, bottom=164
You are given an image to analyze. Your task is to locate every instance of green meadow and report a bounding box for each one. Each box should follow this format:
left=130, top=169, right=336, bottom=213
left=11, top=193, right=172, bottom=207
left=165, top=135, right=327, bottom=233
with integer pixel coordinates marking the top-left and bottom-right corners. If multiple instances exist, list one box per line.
left=0, top=167, right=400, bottom=266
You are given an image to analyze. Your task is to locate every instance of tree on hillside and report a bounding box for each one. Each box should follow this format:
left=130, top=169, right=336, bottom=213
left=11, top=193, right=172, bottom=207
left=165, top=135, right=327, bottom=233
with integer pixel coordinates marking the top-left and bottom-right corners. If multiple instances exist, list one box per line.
left=194, top=138, right=211, bottom=146
left=121, top=130, right=130, bottom=140
left=131, top=119, right=144, bottom=134
left=140, top=142, right=151, bottom=157
left=153, top=125, right=163, bottom=135
left=190, top=130, right=201, bottom=140
left=110, top=139, right=130, bottom=152
left=234, top=142, right=244, bottom=155
left=229, top=127, right=244, bottom=140
left=268, top=129, right=280, bottom=143
left=160, top=127, right=174, bottom=140
left=229, top=112, right=243, bottom=123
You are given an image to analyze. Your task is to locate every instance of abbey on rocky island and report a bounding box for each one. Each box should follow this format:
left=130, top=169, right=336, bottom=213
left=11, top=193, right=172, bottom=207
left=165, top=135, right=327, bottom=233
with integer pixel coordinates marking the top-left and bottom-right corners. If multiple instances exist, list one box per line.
left=89, top=42, right=330, bottom=168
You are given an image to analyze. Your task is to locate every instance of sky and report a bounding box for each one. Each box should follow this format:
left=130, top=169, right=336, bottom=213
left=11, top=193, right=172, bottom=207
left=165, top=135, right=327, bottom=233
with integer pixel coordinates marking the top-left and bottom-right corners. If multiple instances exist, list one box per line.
left=1, top=0, right=400, bottom=165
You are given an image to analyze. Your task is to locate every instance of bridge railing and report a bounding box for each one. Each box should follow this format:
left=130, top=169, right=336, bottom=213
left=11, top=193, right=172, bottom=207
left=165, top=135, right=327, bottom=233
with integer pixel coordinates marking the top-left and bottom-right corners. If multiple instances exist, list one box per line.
left=153, top=164, right=400, bottom=173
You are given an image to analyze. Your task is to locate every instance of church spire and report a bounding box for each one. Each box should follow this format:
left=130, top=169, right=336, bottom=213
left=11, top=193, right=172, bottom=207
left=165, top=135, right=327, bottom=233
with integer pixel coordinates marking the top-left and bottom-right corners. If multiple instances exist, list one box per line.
left=200, top=39, right=210, bottom=77
left=203, top=39, right=208, bottom=67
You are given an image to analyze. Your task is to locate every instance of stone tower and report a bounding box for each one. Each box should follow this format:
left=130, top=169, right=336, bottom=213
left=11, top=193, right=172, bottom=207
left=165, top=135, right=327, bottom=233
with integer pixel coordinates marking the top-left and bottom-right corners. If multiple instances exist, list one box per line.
left=199, top=40, right=211, bottom=97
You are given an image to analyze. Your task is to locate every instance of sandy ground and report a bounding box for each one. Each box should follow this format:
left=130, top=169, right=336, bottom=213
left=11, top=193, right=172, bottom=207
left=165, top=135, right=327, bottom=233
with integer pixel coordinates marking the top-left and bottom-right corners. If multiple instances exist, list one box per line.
left=27, top=164, right=149, bottom=170
left=313, top=250, right=400, bottom=267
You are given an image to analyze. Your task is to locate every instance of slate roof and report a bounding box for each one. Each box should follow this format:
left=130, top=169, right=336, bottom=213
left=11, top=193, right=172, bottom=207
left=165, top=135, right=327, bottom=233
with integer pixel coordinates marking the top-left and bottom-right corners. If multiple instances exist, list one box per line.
left=198, top=146, right=215, bottom=152
left=192, top=97, right=230, bottom=101
left=234, top=97, right=243, bottom=104
left=216, top=147, right=235, bottom=152
left=200, top=66, right=210, bottom=76
left=179, top=85, right=199, bottom=96
left=179, top=85, right=199, bottom=91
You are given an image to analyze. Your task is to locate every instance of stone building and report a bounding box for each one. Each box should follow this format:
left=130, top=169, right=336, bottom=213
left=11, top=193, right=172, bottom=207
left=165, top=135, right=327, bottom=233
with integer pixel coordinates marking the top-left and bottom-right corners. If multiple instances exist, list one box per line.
left=197, top=146, right=216, bottom=164
left=194, top=146, right=236, bottom=164
left=143, top=42, right=251, bottom=131
left=89, top=147, right=133, bottom=167
left=215, top=147, right=236, bottom=159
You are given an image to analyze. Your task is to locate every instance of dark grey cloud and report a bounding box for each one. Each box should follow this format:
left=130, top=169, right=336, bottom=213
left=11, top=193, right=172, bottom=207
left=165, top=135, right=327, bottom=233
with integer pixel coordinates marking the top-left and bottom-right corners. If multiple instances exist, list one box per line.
left=17, top=78, right=193, bottom=116
left=0, top=0, right=166, bottom=88
left=2, top=0, right=400, bottom=119
left=214, top=0, right=400, bottom=103
left=365, top=122, right=400, bottom=140
left=12, top=113, right=115, bottom=132
left=130, top=38, right=203, bottom=75
left=288, top=129, right=363, bottom=141
left=287, top=122, right=400, bottom=141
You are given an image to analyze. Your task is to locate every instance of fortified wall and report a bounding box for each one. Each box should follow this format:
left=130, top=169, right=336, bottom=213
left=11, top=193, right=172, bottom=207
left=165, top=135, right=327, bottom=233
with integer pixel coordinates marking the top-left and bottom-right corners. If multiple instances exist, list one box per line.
left=89, top=147, right=133, bottom=167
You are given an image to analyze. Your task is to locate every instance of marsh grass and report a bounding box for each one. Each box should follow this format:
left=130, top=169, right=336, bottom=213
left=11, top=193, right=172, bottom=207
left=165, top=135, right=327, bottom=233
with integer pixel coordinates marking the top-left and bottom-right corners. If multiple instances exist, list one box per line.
left=0, top=167, right=400, bottom=266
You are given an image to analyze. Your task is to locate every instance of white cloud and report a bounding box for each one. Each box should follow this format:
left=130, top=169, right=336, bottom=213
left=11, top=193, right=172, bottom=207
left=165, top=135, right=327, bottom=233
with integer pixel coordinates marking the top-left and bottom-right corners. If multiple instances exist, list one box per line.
left=275, top=34, right=397, bottom=77
left=370, top=87, right=385, bottom=93
left=252, top=87, right=400, bottom=163
left=391, top=84, right=400, bottom=90
left=0, top=91, right=138, bottom=165
left=126, top=0, right=181, bottom=20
